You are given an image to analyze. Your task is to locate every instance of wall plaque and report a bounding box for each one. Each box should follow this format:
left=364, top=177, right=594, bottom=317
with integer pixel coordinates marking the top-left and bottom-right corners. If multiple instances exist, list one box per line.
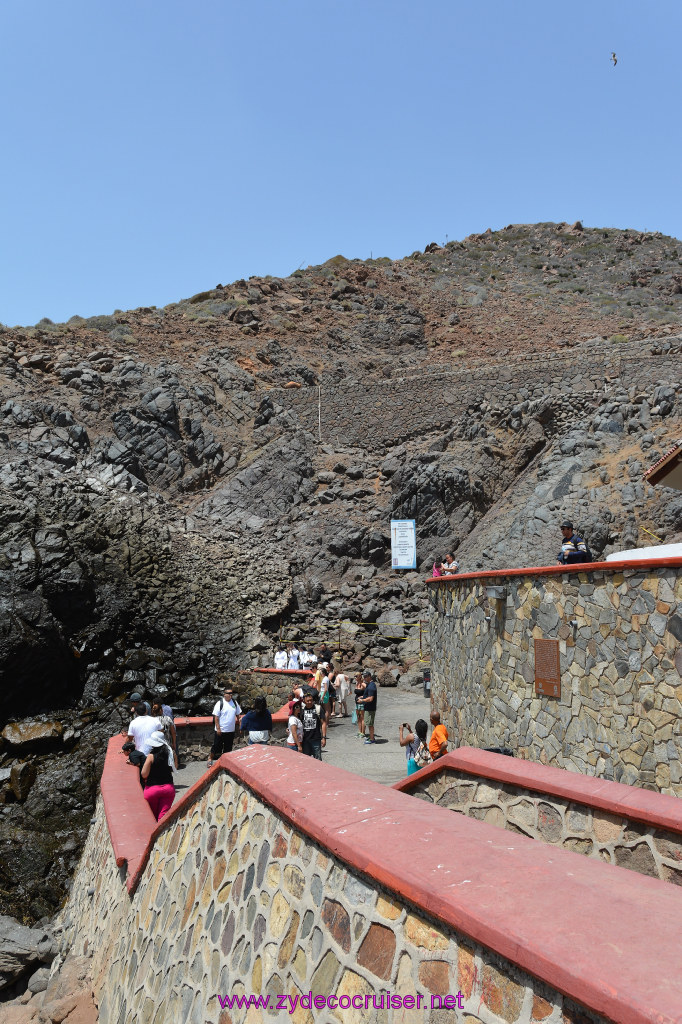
left=534, top=638, right=561, bottom=697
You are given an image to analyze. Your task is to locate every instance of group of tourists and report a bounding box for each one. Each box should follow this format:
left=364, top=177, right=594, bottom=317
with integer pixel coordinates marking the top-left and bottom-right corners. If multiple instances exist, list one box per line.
left=273, top=644, right=320, bottom=671
left=123, top=642, right=449, bottom=820
left=432, top=553, right=459, bottom=577
left=432, top=521, right=592, bottom=579
left=286, top=664, right=379, bottom=756
left=123, top=695, right=179, bottom=822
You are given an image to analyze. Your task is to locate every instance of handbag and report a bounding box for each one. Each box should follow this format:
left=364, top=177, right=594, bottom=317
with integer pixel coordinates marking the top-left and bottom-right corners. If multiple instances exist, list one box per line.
left=351, top=709, right=357, bottom=724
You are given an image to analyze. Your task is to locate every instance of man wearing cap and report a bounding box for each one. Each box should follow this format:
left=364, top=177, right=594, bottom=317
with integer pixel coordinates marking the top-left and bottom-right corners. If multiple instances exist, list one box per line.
left=358, top=669, right=378, bottom=744
left=209, top=686, right=242, bottom=767
left=558, top=520, right=589, bottom=565
left=129, top=691, right=152, bottom=715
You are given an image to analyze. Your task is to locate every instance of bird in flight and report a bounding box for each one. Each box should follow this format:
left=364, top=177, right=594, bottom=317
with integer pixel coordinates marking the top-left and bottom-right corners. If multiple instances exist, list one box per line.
left=611, top=52, right=617, bottom=66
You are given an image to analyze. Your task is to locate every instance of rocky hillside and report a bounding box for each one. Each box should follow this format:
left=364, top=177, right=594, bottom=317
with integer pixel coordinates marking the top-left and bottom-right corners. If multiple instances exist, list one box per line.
left=1, top=221, right=681, bottom=925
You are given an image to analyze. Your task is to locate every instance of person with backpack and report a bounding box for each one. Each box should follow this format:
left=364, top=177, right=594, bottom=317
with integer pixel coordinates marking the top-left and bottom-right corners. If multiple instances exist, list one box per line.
left=208, top=685, right=242, bottom=766
left=406, top=720, right=433, bottom=775
left=557, top=520, right=591, bottom=564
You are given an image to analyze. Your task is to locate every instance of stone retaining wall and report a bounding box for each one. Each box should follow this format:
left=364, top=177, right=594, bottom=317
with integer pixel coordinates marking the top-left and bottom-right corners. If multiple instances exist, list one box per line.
left=176, top=714, right=290, bottom=763
left=428, top=559, right=682, bottom=794
left=59, top=775, right=611, bottom=1024
left=409, top=766, right=682, bottom=884
left=237, top=668, right=310, bottom=710
left=273, top=341, right=681, bottom=448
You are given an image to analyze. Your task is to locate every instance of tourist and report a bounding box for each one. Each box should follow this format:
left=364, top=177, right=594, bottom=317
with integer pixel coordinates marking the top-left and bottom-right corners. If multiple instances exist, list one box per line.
left=408, top=720, right=432, bottom=774
left=353, top=672, right=366, bottom=738
left=319, top=665, right=331, bottom=721
left=428, top=711, right=449, bottom=760
left=240, top=695, right=272, bottom=745
left=441, top=553, right=459, bottom=575
left=557, top=520, right=590, bottom=564
left=127, top=703, right=161, bottom=761
left=358, top=668, right=378, bottom=745
left=286, top=701, right=304, bottom=752
left=209, top=685, right=242, bottom=767
left=399, top=720, right=421, bottom=770
left=129, top=691, right=152, bottom=715
left=293, top=681, right=318, bottom=702
left=318, top=643, right=333, bottom=666
left=141, top=730, right=175, bottom=821
left=151, top=702, right=179, bottom=769
left=335, top=667, right=350, bottom=717
left=301, top=691, right=326, bottom=758
left=274, top=645, right=288, bottom=670
left=287, top=645, right=300, bottom=671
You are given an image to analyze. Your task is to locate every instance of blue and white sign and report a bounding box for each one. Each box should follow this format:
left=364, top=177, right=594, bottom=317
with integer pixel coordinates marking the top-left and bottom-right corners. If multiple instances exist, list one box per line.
left=390, top=519, right=416, bottom=569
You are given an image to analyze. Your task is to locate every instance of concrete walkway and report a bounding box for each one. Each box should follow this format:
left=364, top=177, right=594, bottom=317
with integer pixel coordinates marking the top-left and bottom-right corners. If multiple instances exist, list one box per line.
left=323, top=685, right=431, bottom=785
left=174, top=685, right=432, bottom=795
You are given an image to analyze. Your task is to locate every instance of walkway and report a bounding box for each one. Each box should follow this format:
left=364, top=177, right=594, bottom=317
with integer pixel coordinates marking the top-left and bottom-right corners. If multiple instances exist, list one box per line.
left=174, top=685, right=431, bottom=794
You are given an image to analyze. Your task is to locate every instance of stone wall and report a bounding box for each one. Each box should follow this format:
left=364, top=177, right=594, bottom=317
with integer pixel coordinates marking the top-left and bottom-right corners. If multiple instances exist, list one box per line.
left=428, top=559, right=682, bottom=794
left=409, top=766, right=682, bottom=884
left=236, top=668, right=310, bottom=710
left=62, top=746, right=682, bottom=1024
left=176, top=715, right=290, bottom=763
left=274, top=340, right=682, bottom=448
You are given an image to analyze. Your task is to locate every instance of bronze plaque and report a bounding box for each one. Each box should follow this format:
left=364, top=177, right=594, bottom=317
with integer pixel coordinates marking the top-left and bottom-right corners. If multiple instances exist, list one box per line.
left=534, top=638, right=561, bottom=697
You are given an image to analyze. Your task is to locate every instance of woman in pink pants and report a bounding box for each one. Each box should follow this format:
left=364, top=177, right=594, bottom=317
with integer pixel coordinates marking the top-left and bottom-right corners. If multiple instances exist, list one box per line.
left=141, top=731, right=175, bottom=821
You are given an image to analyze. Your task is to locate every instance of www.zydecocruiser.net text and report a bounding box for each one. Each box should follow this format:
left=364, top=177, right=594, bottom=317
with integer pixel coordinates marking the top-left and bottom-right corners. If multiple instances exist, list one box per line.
left=218, top=991, right=465, bottom=1012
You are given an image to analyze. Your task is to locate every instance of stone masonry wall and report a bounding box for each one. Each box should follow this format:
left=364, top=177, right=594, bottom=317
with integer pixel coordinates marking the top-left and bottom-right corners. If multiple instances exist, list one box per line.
left=428, top=563, right=682, bottom=794
left=59, top=771, right=607, bottom=1024
left=274, top=340, right=681, bottom=448
left=410, top=767, right=682, bottom=885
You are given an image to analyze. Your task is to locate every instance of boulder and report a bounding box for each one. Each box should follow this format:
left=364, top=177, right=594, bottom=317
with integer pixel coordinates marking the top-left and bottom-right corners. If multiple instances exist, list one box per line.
left=1, top=721, right=63, bottom=752
left=0, top=916, right=54, bottom=990
left=376, top=609, right=404, bottom=639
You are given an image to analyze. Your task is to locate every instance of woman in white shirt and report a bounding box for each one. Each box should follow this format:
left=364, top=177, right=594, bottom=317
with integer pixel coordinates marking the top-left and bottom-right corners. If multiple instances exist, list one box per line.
left=287, top=703, right=304, bottom=752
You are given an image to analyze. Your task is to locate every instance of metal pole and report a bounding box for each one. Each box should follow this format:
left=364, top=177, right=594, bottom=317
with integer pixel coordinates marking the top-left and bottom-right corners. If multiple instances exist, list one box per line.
left=318, top=385, right=322, bottom=442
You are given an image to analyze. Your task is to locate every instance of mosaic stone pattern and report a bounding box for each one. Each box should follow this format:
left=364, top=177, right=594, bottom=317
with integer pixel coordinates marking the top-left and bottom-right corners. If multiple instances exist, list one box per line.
left=59, top=773, right=608, bottom=1024
left=429, top=566, right=682, bottom=794
left=411, top=768, right=682, bottom=885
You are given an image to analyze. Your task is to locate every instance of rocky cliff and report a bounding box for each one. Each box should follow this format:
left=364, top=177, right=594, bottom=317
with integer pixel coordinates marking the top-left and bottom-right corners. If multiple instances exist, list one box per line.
left=0, top=221, right=681, bottom=924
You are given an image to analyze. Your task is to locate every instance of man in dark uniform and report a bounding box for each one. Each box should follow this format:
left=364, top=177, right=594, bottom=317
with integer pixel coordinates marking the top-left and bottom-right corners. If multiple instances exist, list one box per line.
left=558, top=520, right=590, bottom=564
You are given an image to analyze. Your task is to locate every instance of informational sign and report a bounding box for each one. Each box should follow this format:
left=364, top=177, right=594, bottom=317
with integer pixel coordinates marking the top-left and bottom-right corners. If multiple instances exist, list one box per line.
left=390, top=519, right=416, bottom=570
left=534, top=638, right=561, bottom=697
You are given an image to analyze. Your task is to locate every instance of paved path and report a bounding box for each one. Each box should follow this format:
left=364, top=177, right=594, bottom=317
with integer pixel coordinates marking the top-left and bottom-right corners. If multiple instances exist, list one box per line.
left=323, top=686, right=431, bottom=785
left=173, top=686, right=431, bottom=796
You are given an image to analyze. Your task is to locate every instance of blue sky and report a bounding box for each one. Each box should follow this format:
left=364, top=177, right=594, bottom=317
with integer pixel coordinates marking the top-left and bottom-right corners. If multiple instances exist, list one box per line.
left=1, top=0, right=680, bottom=326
